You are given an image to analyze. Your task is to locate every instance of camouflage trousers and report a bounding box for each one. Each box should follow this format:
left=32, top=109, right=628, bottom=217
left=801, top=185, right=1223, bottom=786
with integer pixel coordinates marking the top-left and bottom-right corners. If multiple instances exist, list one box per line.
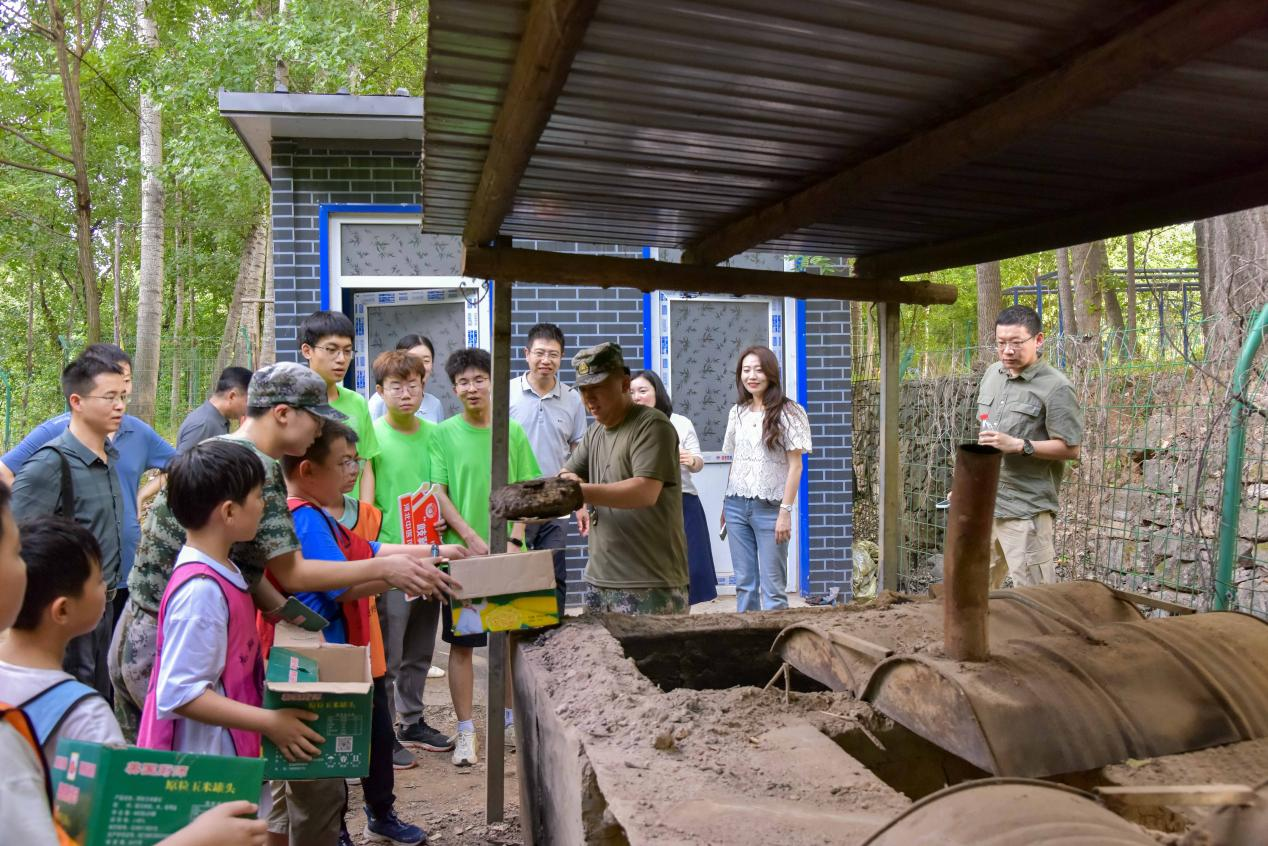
left=582, top=583, right=689, bottom=616
left=107, top=598, right=158, bottom=742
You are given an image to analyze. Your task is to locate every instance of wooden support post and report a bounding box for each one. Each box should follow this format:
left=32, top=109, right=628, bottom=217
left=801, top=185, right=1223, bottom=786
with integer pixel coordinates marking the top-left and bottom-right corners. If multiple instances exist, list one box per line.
left=878, top=302, right=901, bottom=593
left=486, top=271, right=513, bottom=823
left=464, top=245, right=954, bottom=306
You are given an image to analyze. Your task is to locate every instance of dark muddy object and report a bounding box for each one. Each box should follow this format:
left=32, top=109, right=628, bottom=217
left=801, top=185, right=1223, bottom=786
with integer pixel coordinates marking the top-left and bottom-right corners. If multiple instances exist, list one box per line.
left=491, top=477, right=583, bottom=521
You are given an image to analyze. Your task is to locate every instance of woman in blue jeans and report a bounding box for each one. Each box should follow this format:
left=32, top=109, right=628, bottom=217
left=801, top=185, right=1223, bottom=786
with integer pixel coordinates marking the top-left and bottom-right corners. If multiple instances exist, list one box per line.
left=721, top=346, right=812, bottom=611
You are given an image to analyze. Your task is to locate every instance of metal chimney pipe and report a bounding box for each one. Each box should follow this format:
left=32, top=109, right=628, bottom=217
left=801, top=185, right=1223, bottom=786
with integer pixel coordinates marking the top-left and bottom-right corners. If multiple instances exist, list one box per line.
left=943, top=444, right=1002, bottom=662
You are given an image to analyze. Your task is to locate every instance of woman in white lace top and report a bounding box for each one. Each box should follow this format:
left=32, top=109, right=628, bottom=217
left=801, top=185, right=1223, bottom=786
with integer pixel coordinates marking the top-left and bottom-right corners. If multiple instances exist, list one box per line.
left=721, top=346, right=812, bottom=611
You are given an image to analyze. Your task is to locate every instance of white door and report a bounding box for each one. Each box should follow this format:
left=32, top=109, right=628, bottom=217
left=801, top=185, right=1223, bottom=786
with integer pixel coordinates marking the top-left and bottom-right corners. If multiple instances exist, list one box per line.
left=651, top=292, right=794, bottom=594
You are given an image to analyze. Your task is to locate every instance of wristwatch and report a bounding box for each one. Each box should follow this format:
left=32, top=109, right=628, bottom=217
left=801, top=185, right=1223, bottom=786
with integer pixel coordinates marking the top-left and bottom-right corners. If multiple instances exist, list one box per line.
left=509, top=537, right=524, bottom=549
left=779, top=503, right=794, bottom=513
left=1021, top=439, right=1035, bottom=456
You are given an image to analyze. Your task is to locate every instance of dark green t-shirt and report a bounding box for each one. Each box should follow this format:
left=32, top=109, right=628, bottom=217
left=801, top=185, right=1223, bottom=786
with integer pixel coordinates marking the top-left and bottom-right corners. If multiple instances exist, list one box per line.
left=563, top=403, right=688, bottom=590
left=977, top=360, right=1083, bottom=519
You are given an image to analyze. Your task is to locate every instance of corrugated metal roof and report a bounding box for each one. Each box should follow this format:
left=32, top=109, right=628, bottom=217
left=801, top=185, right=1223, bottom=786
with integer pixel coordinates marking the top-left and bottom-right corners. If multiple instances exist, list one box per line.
left=422, top=0, right=1268, bottom=269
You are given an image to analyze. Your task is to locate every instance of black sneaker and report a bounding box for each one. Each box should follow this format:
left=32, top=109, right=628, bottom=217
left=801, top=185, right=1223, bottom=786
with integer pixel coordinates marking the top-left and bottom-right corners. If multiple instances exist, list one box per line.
left=365, top=807, right=427, bottom=845
left=392, top=738, right=417, bottom=769
left=399, top=720, right=454, bottom=752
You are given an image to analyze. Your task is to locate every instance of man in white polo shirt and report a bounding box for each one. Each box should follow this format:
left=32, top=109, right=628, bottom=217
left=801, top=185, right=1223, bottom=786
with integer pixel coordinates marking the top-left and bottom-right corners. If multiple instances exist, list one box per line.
left=508, top=323, right=587, bottom=610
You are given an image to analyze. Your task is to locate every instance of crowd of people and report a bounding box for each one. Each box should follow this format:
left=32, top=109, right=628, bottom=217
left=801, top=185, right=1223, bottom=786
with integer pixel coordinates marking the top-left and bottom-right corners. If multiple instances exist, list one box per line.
left=0, top=301, right=1083, bottom=845
left=0, top=308, right=817, bottom=846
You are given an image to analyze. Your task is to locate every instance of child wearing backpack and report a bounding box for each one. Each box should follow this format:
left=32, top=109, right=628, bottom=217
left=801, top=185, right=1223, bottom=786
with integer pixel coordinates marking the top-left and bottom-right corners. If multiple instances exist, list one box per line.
left=0, top=518, right=121, bottom=766
left=0, top=482, right=269, bottom=846
left=137, top=440, right=323, bottom=770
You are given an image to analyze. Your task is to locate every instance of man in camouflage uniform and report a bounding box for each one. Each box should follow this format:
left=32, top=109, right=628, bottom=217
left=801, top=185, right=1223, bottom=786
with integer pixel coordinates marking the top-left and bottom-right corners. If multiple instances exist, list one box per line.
left=560, top=343, right=689, bottom=615
left=108, top=362, right=456, bottom=737
left=977, top=305, right=1083, bottom=588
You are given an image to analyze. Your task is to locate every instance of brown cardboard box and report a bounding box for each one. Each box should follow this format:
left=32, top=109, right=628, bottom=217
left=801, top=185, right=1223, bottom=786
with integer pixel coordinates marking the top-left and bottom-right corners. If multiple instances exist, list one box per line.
left=447, top=550, right=559, bottom=634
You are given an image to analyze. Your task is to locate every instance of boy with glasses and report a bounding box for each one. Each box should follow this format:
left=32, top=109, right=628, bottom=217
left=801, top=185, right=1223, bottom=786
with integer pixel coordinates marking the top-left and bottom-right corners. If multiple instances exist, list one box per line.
left=431, top=348, right=539, bottom=765
left=11, top=355, right=129, bottom=697
left=300, top=310, right=380, bottom=503
left=370, top=350, right=456, bottom=759
left=977, top=305, right=1083, bottom=588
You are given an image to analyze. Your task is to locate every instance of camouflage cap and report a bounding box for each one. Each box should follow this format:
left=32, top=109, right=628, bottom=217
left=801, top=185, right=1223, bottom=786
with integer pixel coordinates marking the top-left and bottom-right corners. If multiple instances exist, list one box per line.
left=571, top=342, right=629, bottom=387
left=247, top=361, right=347, bottom=421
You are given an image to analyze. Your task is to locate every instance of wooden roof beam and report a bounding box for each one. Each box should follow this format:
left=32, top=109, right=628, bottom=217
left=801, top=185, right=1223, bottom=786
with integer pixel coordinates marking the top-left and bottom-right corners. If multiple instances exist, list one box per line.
left=462, top=0, right=600, bottom=246
left=854, top=160, right=1268, bottom=278
left=681, top=0, right=1268, bottom=266
left=463, top=246, right=956, bottom=305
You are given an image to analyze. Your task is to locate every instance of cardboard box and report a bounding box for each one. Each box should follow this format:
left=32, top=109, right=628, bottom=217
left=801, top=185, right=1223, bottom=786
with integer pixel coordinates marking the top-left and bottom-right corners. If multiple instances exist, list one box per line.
left=50, top=738, right=264, bottom=846
left=448, top=550, right=560, bottom=634
left=262, top=624, right=373, bottom=779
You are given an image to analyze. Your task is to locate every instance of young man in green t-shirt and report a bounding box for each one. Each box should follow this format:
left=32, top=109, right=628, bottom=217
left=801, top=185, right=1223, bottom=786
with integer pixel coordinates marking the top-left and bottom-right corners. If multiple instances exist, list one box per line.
left=370, top=349, right=455, bottom=755
left=430, top=348, right=540, bottom=766
left=300, top=310, right=380, bottom=503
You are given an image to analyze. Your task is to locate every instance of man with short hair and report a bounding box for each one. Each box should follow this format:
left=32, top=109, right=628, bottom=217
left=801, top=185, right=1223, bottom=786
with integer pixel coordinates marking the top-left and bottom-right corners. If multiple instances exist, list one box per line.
left=175, top=366, right=252, bottom=452
left=11, top=355, right=129, bottom=696
left=508, top=322, right=586, bottom=611
left=560, top=343, right=689, bottom=615
left=977, top=305, right=1083, bottom=588
left=0, top=345, right=175, bottom=617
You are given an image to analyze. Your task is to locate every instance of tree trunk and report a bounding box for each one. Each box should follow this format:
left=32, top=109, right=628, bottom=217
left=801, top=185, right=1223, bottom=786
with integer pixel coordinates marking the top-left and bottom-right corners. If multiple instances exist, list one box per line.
left=259, top=228, right=276, bottom=366
left=130, top=0, right=164, bottom=423
left=216, top=219, right=268, bottom=373
left=1056, top=247, right=1077, bottom=337
left=48, top=0, right=100, bottom=343
left=168, top=223, right=185, bottom=424
left=975, top=261, right=1002, bottom=361
left=1125, top=234, right=1138, bottom=358
left=1195, top=206, right=1268, bottom=366
left=1070, top=240, right=1108, bottom=339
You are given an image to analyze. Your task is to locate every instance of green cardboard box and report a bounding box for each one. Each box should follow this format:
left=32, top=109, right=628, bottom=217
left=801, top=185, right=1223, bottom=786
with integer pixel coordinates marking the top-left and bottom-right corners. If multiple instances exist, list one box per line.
left=448, top=550, right=560, bottom=634
left=50, top=738, right=264, bottom=846
left=262, top=624, right=373, bottom=779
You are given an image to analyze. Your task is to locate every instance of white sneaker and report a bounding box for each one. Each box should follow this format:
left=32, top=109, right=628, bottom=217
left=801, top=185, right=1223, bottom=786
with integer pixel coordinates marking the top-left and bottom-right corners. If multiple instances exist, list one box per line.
left=427, top=666, right=446, bottom=679
left=504, top=722, right=516, bottom=751
left=452, top=729, right=478, bottom=767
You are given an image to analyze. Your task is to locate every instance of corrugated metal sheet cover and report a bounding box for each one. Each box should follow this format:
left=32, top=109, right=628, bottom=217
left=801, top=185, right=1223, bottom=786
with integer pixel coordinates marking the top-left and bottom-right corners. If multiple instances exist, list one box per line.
left=423, top=0, right=1268, bottom=257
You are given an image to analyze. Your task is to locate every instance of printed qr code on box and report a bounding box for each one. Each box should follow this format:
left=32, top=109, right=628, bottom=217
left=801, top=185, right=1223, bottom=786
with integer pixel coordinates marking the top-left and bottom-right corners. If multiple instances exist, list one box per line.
left=336, top=736, right=353, bottom=753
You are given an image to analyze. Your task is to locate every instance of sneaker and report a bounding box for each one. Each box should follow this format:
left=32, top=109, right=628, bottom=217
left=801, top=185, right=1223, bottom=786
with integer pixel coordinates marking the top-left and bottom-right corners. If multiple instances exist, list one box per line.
left=399, top=720, right=454, bottom=752
left=452, top=728, right=478, bottom=767
left=392, top=739, right=417, bottom=770
left=504, top=722, right=516, bottom=751
left=365, top=807, right=427, bottom=845
left=427, top=665, right=445, bottom=679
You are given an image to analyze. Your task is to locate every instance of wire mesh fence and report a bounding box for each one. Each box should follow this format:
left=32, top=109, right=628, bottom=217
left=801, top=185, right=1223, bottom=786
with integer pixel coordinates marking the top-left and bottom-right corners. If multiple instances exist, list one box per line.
left=852, top=313, right=1268, bottom=619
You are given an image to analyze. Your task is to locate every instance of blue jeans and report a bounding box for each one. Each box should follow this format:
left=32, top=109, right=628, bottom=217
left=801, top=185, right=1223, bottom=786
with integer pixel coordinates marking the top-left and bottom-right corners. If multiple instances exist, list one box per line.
left=724, top=496, right=788, bottom=611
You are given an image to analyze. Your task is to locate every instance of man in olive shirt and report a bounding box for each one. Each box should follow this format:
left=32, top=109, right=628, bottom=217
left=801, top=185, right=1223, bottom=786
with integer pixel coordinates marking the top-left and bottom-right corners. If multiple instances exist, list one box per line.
left=560, top=343, right=689, bottom=615
left=977, top=305, right=1083, bottom=588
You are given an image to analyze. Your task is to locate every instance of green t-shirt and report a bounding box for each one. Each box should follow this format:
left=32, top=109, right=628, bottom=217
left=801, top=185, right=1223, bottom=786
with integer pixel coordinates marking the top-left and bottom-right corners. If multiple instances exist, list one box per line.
left=429, top=415, right=541, bottom=546
left=563, top=403, right=688, bottom=590
left=332, top=385, right=380, bottom=499
left=127, top=435, right=300, bottom=614
left=371, top=416, right=438, bottom=544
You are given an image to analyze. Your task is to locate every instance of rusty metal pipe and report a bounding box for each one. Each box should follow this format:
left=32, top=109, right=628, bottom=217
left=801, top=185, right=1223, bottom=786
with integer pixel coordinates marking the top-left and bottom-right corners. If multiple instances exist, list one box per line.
left=943, top=444, right=1002, bottom=662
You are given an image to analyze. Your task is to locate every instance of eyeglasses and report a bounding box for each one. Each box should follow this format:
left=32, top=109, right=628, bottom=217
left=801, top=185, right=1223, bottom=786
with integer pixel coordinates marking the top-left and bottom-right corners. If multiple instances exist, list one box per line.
left=340, top=458, right=367, bottom=471
left=528, top=349, right=562, bottom=361
left=455, top=376, right=490, bottom=390
left=315, top=344, right=355, bottom=361
left=84, top=393, right=130, bottom=406
left=383, top=383, right=423, bottom=396
left=995, top=336, right=1035, bottom=352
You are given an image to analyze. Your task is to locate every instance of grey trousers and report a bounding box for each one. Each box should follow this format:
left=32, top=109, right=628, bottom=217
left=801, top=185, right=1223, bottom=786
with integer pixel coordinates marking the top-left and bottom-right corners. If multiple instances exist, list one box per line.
left=377, top=588, right=440, bottom=727
left=65, top=598, right=115, bottom=700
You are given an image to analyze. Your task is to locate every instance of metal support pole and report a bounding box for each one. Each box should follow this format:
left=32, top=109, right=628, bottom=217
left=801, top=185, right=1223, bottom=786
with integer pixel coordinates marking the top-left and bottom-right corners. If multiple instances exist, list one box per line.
left=943, top=444, right=1002, bottom=662
left=878, top=302, right=901, bottom=592
left=486, top=269, right=513, bottom=823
